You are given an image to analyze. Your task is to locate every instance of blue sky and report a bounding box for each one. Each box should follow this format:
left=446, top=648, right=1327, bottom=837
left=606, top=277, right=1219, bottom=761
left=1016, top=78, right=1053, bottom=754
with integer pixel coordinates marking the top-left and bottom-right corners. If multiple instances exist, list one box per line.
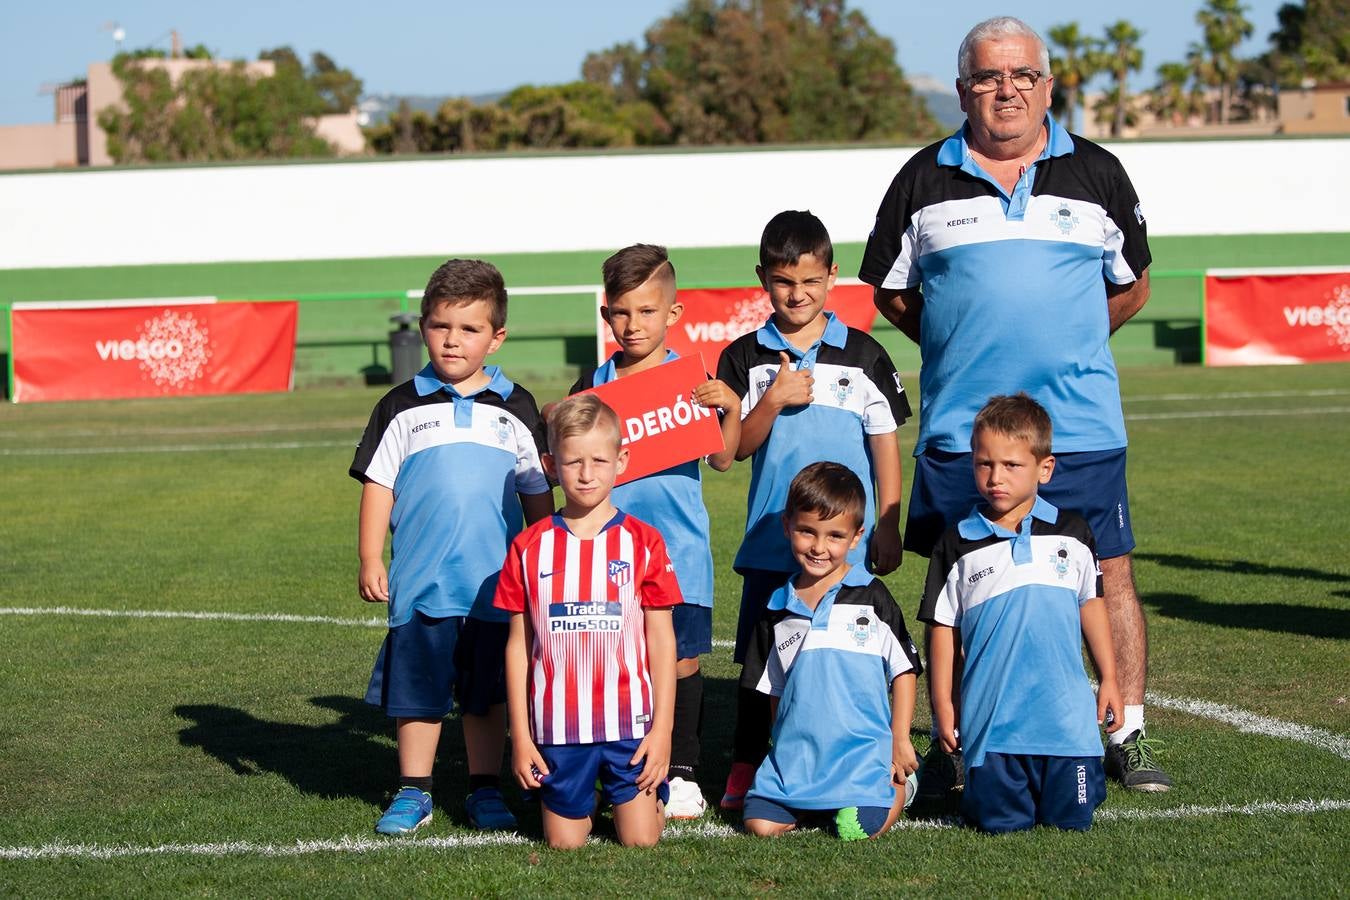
left=0, top=0, right=1287, bottom=126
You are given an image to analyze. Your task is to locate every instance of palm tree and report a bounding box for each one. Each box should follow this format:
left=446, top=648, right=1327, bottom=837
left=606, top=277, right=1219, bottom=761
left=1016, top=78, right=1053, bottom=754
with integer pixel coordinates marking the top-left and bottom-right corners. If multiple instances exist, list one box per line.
left=1048, top=22, right=1104, bottom=133
left=1150, top=61, right=1200, bottom=126
left=1196, top=0, right=1254, bottom=124
left=1186, top=41, right=1218, bottom=122
left=1102, top=20, right=1144, bottom=138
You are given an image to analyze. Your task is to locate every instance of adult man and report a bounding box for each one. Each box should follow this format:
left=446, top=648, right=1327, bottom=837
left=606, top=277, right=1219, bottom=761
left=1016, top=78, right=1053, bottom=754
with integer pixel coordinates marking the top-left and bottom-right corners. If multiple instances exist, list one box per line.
left=858, top=15, right=1171, bottom=800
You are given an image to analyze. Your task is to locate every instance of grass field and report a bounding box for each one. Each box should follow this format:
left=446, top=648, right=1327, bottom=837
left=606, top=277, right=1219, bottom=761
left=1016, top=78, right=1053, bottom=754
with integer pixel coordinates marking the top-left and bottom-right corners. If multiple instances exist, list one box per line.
left=1, top=360, right=1347, bottom=897
left=3, top=232, right=1347, bottom=389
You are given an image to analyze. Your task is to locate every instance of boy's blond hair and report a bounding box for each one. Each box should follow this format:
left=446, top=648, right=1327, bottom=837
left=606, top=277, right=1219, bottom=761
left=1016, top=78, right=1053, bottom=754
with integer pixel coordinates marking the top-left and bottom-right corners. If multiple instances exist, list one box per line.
left=971, top=392, right=1053, bottom=459
left=546, top=393, right=622, bottom=453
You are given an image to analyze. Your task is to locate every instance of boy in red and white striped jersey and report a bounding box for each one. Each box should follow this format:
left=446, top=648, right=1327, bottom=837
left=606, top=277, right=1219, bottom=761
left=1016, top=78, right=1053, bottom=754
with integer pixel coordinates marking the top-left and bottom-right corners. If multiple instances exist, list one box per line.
left=495, top=393, right=681, bottom=849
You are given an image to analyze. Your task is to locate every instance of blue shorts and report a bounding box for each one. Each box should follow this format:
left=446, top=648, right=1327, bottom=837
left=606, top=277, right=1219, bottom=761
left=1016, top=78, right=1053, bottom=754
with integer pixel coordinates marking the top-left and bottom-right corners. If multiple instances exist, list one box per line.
left=732, top=569, right=793, bottom=664
left=743, top=797, right=891, bottom=838
left=906, top=448, right=1135, bottom=559
left=673, top=603, right=713, bottom=659
left=364, top=613, right=507, bottom=718
left=534, top=739, right=671, bottom=818
left=962, top=753, right=1106, bottom=834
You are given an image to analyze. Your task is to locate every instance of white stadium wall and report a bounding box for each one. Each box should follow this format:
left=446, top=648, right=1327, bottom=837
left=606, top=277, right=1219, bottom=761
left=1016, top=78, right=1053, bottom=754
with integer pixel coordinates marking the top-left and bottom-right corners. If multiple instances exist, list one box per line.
left=0, top=139, right=1346, bottom=270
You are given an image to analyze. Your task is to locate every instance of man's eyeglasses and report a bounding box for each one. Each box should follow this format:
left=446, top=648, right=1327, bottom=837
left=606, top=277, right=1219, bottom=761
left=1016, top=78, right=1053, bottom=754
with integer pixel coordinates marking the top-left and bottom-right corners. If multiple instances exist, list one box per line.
left=966, top=69, right=1044, bottom=94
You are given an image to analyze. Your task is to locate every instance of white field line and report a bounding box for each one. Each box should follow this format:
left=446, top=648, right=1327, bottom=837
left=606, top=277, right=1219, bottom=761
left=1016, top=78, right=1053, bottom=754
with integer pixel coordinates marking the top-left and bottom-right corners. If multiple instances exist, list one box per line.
left=0, top=607, right=387, bottom=628
left=1126, top=388, right=1350, bottom=402
left=0, top=440, right=352, bottom=456
left=1125, top=406, right=1350, bottom=422
left=2, top=799, right=1347, bottom=861
left=5, top=404, right=1349, bottom=458
left=0, top=420, right=363, bottom=439
left=1147, top=691, right=1350, bottom=761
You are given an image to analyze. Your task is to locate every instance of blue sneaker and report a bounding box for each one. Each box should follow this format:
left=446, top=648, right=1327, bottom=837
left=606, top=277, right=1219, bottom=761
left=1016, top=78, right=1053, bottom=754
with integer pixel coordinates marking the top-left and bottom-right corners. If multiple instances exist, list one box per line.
left=375, top=788, right=433, bottom=835
left=465, top=787, right=517, bottom=831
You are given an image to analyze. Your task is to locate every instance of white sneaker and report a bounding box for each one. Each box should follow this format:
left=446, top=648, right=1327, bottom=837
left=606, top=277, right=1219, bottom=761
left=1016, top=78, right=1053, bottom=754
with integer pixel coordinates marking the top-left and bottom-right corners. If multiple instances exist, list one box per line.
left=665, top=776, right=707, bottom=819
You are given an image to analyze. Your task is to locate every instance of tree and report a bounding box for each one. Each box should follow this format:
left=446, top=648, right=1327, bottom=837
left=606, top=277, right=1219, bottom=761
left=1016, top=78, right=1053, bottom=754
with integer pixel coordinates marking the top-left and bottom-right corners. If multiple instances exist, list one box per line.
left=1149, top=61, right=1203, bottom=126
left=582, top=0, right=938, bottom=145
left=1196, top=0, right=1254, bottom=123
left=1048, top=22, right=1105, bottom=133
left=260, top=47, right=363, bottom=113
left=1101, top=20, right=1143, bottom=138
left=98, top=54, right=335, bottom=163
left=1263, top=0, right=1350, bottom=86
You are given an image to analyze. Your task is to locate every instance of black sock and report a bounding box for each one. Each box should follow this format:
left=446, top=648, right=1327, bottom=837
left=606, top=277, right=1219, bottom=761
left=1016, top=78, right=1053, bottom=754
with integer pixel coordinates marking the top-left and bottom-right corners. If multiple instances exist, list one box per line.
left=671, top=670, right=705, bottom=777
left=400, top=775, right=433, bottom=794
left=468, top=773, right=500, bottom=794
left=731, top=684, right=772, bottom=766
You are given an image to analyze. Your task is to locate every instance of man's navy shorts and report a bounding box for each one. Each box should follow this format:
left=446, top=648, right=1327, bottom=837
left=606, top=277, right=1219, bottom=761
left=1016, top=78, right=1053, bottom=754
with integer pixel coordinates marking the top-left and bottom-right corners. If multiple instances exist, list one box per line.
left=364, top=612, right=508, bottom=718
left=905, top=448, right=1135, bottom=559
left=673, top=603, right=713, bottom=659
left=962, top=752, right=1106, bottom=834
left=534, top=739, right=671, bottom=818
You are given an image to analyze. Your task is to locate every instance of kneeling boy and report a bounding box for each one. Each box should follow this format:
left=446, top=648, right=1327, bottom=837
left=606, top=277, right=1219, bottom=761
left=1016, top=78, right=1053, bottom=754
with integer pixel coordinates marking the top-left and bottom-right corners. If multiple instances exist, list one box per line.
left=920, top=393, right=1123, bottom=834
left=741, top=462, right=921, bottom=841
left=496, top=394, right=681, bottom=849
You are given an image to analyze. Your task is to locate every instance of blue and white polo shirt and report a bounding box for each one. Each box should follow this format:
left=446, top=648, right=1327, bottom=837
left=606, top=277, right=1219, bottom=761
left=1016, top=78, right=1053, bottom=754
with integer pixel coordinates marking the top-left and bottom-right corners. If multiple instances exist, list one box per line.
left=919, top=497, right=1105, bottom=770
left=350, top=364, right=550, bottom=627
left=717, top=312, right=911, bottom=573
left=570, top=350, right=715, bottom=608
left=741, top=565, right=921, bottom=810
left=859, top=117, right=1151, bottom=455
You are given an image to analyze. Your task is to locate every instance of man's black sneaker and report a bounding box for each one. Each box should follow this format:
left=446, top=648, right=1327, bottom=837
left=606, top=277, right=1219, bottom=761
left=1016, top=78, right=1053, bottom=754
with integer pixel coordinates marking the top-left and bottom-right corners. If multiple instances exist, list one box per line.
left=1104, top=729, right=1173, bottom=792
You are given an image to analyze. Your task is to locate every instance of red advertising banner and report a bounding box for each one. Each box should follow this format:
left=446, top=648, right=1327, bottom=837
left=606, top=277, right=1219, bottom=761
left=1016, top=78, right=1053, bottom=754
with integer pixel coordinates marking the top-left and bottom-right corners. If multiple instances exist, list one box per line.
left=581, top=354, right=724, bottom=485
left=11, top=300, right=299, bottom=402
left=1205, top=268, right=1350, bottom=367
left=598, top=282, right=878, bottom=368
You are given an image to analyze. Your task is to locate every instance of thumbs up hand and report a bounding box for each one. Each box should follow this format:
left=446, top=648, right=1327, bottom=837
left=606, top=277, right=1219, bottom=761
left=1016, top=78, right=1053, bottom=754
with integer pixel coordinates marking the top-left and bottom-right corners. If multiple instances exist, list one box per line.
left=765, top=351, right=813, bottom=410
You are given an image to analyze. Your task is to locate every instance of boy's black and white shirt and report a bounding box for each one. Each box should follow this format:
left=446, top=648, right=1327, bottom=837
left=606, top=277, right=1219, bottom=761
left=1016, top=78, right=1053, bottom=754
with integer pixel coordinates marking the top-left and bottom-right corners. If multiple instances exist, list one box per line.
left=716, top=311, right=910, bottom=573
left=350, top=364, right=549, bottom=626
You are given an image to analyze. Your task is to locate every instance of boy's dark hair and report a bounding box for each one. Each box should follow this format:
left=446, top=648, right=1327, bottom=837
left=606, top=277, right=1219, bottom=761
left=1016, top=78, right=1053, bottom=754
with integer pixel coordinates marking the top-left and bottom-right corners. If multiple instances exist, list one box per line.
left=602, top=244, right=676, bottom=302
left=546, top=393, right=622, bottom=454
left=972, top=392, right=1053, bottom=459
left=421, top=259, right=508, bottom=329
left=759, top=210, right=834, bottom=270
left=784, top=461, right=866, bottom=528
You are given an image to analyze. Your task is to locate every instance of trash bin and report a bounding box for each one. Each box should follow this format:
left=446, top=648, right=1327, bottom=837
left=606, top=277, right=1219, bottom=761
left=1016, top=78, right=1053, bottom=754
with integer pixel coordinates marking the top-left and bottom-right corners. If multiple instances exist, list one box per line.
left=389, top=312, right=422, bottom=385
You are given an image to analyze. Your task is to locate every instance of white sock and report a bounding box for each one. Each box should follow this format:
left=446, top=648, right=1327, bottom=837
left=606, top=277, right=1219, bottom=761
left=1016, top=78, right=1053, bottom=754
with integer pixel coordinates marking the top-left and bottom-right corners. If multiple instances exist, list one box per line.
left=1108, top=705, right=1145, bottom=744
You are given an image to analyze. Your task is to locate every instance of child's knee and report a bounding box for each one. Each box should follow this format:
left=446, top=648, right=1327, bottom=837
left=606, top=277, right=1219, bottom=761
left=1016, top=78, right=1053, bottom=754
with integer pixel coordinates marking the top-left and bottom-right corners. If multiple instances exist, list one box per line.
left=744, top=817, right=793, bottom=837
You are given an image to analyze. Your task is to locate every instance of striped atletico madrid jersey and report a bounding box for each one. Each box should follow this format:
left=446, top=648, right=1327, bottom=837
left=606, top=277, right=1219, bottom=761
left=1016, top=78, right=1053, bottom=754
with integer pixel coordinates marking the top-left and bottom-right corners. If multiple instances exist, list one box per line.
left=494, top=511, right=683, bottom=745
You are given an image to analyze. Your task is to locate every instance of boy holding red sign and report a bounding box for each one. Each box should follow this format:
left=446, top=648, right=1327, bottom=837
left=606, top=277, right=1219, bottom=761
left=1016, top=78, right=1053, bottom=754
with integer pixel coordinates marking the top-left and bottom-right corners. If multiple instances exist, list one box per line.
left=568, top=244, right=741, bottom=819
left=716, top=211, right=912, bottom=810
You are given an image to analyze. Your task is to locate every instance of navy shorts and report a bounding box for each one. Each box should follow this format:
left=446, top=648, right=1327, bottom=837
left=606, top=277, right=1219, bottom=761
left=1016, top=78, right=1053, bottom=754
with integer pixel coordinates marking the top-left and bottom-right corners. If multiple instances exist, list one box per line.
left=732, top=569, right=793, bottom=664
left=743, top=797, right=891, bottom=838
left=535, top=739, right=671, bottom=818
left=905, top=448, right=1135, bottom=559
left=673, top=603, right=713, bottom=659
left=364, top=613, right=508, bottom=718
left=962, top=753, right=1106, bottom=834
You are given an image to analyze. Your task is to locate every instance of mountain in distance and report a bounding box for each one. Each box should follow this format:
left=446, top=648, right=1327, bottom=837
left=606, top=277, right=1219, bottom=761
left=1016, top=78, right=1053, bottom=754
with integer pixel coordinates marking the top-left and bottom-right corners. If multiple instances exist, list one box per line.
left=358, top=76, right=965, bottom=133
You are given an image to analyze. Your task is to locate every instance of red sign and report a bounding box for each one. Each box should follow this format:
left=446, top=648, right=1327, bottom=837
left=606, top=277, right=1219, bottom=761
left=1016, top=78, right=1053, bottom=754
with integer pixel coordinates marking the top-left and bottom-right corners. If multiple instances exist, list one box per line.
left=581, top=354, right=725, bottom=485
left=11, top=300, right=298, bottom=402
left=1205, top=269, right=1350, bottom=366
left=598, top=282, right=878, bottom=368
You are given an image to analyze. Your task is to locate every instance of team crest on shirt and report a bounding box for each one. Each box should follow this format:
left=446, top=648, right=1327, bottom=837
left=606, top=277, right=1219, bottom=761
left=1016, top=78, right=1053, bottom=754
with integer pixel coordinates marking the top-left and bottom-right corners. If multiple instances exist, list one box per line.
left=492, top=415, right=513, bottom=446
left=1051, top=203, right=1080, bottom=235
left=828, top=375, right=854, bottom=404
left=1050, top=542, right=1072, bottom=579
left=607, top=560, right=632, bottom=588
left=846, top=613, right=877, bottom=646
